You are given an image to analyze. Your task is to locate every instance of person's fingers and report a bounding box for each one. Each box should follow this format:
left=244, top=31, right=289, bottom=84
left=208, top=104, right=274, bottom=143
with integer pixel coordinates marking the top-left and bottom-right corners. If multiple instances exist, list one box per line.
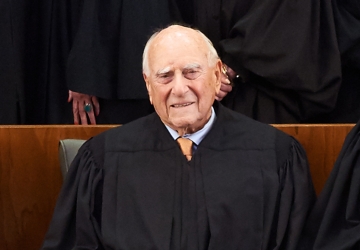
left=87, top=109, right=97, bottom=125
left=79, top=107, right=89, bottom=125
left=222, top=63, right=238, bottom=80
left=221, top=69, right=231, bottom=83
left=72, top=100, right=80, bottom=125
left=71, top=92, right=93, bottom=125
left=91, top=96, right=100, bottom=116
left=222, top=77, right=231, bottom=85
left=220, top=82, right=233, bottom=92
left=220, top=72, right=233, bottom=89
left=215, top=90, right=227, bottom=101
left=216, top=83, right=233, bottom=101
left=226, top=67, right=237, bottom=79
left=69, top=91, right=100, bottom=125
left=68, top=90, right=73, bottom=102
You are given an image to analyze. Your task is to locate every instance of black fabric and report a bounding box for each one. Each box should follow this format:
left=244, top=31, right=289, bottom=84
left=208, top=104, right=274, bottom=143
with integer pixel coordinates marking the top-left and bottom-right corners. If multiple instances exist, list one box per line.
left=0, top=0, right=80, bottom=124
left=308, top=0, right=360, bottom=123
left=42, top=103, right=315, bottom=249
left=298, top=120, right=360, bottom=250
left=64, top=0, right=183, bottom=124
left=0, top=0, right=25, bottom=124
left=0, top=0, right=180, bottom=125
left=95, top=98, right=154, bottom=124
left=2, top=0, right=360, bottom=124
left=311, top=65, right=360, bottom=123
left=67, top=0, right=181, bottom=100
left=180, top=0, right=342, bottom=123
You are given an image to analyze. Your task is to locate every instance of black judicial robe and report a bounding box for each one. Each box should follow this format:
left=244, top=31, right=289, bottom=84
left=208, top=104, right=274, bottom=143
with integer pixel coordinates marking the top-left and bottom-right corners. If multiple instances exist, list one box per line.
left=182, top=0, right=342, bottom=123
left=66, top=0, right=181, bottom=123
left=309, top=0, right=360, bottom=123
left=298, top=120, right=360, bottom=250
left=0, top=0, right=25, bottom=124
left=1, top=0, right=83, bottom=125
left=42, top=103, right=315, bottom=250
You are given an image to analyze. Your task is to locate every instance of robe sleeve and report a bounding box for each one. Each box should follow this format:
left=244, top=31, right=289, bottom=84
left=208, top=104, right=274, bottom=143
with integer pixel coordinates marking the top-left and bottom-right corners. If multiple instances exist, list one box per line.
left=218, top=0, right=342, bottom=122
left=298, top=120, right=360, bottom=250
left=274, top=136, right=316, bottom=250
left=41, top=140, right=104, bottom=250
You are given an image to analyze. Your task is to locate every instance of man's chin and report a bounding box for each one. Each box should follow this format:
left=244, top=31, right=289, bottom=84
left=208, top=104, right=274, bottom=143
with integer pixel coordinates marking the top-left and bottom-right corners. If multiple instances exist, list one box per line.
left=168, top=116, right=204, bottom=133
left=171, top=120, right=193, bottom=129
left=168, top=116, right=192, bottom=126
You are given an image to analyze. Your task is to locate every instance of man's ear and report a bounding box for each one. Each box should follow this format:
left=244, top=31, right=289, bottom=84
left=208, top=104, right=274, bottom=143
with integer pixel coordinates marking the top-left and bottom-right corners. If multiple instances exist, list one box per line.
left=214, top=60, right=222, bottom=93
left=143, top=73, right=153, bottom=104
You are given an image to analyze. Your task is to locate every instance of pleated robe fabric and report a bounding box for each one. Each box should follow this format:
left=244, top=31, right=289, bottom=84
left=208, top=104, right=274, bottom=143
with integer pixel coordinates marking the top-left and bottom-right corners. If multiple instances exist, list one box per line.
left=298, top=120, right=360, bottom=250
left=0, top=0, right=26, bottom=124
left=42, top=103, right=315, bottom=250
left=0, top=0, right=83, bottom=124
left=180, top=0, right=342, bottom=123
left=310, top=0, right=360, bottom=123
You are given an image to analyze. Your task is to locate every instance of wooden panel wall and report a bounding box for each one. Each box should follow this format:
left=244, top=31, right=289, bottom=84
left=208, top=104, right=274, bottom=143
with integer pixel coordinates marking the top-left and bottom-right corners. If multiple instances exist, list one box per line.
left=274, top=124, right=354, bottom=195
left=0, top=124, right=355, bottom=250
left=0, top=125, right=114, bottom=250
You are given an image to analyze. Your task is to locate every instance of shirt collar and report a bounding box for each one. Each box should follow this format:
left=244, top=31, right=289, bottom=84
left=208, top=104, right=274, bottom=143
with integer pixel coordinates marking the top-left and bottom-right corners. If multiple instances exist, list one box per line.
left=164, top=106, right=216, bottom=145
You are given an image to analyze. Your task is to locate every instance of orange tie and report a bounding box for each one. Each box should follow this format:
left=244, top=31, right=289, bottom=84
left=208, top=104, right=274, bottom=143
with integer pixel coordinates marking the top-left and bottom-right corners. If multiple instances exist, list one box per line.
left=177, top=137, right=193, bottom=161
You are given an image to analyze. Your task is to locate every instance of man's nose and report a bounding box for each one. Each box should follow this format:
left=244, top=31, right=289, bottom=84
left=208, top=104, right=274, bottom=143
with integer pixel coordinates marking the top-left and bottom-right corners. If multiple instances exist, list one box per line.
left=171, top=73, right=188, bottom=96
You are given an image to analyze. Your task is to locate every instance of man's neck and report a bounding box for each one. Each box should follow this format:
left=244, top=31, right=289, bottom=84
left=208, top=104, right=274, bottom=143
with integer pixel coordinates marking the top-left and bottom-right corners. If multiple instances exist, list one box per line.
left=164, top=107, right=216, bottom=146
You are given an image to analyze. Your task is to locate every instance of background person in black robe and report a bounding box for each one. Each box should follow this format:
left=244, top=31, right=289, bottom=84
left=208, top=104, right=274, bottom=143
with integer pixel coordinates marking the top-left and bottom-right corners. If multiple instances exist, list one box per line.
left=42, top=25, right=315, bottom=250
left=0, top=0, right=25, bottom=124
left=297, top=119, right=360, bottom=250
left=66, top=0, right=181, bottom=124
left=0, top=0, right=84, bottom=125
left=177, top=0, right=342, bottom=124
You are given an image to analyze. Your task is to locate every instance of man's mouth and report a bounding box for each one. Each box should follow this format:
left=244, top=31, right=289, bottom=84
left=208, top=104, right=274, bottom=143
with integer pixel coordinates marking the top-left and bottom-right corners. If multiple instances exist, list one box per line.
left=171, top=102, right=193, bottom=108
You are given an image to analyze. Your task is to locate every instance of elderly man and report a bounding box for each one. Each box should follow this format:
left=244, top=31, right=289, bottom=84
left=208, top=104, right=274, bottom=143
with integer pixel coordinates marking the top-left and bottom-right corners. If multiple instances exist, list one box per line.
left=42, top=25, right=315, bottom=250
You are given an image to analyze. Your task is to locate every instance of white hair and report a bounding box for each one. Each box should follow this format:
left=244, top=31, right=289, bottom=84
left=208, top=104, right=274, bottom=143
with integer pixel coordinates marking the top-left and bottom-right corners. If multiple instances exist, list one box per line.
left=142, top=26, right=219, bottom=76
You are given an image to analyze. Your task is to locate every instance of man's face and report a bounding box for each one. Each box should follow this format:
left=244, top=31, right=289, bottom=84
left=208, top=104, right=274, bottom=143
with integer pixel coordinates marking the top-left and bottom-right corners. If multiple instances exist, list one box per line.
left=144, top=27, right=221, bottom=134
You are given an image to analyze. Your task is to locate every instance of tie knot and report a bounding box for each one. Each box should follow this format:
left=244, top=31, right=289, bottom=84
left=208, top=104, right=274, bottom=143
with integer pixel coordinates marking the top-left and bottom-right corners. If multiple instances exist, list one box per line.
left=177, top=137, right=193, bottom=161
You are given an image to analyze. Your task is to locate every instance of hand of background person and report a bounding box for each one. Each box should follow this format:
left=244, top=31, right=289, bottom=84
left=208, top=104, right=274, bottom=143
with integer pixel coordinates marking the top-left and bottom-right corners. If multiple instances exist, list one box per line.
left=216, top=64, right=235, bottom=101
left=68, top=90, right=100, bottom=125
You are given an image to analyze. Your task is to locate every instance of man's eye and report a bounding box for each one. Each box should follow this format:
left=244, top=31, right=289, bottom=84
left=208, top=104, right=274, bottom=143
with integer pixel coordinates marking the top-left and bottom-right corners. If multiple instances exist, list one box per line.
left=157, top=73, right=173, bottom=84
left=184, top=70, right=200, bottom=80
